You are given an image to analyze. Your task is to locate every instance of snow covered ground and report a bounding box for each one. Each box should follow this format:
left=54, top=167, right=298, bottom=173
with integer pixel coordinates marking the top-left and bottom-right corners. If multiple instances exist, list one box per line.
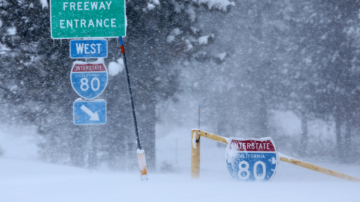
left=0, top=125, right=38, bottom=160
left=1, top=157, right=360, bottom=202
left=1, top=126, right=360, bottom=202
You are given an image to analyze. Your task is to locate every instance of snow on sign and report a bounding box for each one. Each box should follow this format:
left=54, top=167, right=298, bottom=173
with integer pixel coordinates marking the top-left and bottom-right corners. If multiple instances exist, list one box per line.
left=225, top=137, right=278, bottom=181
left=70, top=62, right=108, bottom=100
left=70, top=39, right=108, bottom=58
left=73, top=99, right=106, bottom=125
left=50, top=0, right=126, bottom=38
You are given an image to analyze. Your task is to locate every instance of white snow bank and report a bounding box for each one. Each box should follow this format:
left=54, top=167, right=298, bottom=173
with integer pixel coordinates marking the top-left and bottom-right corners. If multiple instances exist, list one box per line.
left=0, top=125, right=38, bottom=159
left=0, top=125, right=358, bottom=202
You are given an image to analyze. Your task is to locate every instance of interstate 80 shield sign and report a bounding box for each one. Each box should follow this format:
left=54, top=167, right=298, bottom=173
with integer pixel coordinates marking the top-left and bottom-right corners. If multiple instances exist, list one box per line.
left=226, top=137, right=278, bottom=181
left=70, top=62, right=108, bottom=100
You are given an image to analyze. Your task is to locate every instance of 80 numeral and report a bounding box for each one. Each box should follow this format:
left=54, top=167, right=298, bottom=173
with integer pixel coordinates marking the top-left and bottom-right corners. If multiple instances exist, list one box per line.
left=80, top=78, right=100, bottom=91
left=238, top=160, right=266, bottom=180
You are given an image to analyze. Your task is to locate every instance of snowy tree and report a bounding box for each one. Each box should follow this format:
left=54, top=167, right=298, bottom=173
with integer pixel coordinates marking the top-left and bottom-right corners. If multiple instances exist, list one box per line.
left=0, top=0, right=234, bottom=168
left=180, top=0, right=292, bottom=138
left=115, top=0, right=235, bottom=169
left=284, top=0, right=360, bottom=160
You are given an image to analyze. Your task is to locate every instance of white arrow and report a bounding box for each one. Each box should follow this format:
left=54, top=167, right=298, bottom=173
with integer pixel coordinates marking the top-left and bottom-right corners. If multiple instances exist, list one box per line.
left=80, top=105, right=99, bottom=121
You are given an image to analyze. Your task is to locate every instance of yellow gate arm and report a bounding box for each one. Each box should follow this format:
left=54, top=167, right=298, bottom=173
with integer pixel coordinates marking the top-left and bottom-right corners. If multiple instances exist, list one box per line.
left=191, top=129, right=360, bottom=181
left=279, top=154, right=360, bottom=182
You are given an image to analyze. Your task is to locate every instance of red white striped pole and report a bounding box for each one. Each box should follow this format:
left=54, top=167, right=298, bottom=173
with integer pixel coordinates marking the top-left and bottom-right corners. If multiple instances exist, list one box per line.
left=119, top=37, right=148, bottom=181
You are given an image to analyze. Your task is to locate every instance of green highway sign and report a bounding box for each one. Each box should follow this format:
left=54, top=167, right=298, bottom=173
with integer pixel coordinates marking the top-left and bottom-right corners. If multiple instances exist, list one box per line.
left=50, top=0, right=126, bottom=39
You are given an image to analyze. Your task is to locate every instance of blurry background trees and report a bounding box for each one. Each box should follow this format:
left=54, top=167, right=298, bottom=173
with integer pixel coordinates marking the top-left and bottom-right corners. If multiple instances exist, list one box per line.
left=1, top=0, right=360, bottom=168
left=0, top=0, right=234, bottom=169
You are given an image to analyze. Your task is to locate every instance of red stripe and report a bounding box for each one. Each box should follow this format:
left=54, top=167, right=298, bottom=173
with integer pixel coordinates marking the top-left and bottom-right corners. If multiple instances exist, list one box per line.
left=229, top=139, right=275, bottom=152
left=72, top=64, right=106, bottom=72
left=120, top=45, right=125, bottom=53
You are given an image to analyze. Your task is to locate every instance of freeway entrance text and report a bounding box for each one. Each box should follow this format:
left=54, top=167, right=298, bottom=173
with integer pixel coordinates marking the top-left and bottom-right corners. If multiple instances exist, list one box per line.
left=50, top=0, right=126, bottom=38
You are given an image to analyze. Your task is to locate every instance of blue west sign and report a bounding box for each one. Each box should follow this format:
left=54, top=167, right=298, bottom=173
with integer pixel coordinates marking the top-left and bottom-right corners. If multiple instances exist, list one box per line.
left=225, top=138, right=278, bottom=181
left=73, top=99, right=106, bottom=125
left=70, top=62, right=108, bottom=100
left=70, top=39, right=108, bottom=58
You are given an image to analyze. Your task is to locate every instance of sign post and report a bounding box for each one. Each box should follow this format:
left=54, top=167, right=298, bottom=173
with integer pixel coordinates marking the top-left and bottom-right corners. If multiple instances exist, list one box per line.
left=225, top=137, right=278, bottom=181
left=70, top=61, right=108, bottom=170
left=50, top=0, right=126, bottom=38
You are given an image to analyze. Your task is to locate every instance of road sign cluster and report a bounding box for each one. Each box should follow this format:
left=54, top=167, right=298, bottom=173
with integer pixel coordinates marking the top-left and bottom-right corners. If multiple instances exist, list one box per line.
left=49, top=0, right=125, bottom=125
left=50, top=0, right=149, bottom=180
left=225, top=138, right=278, bottom=181
left=67, top=38, right=109, bottom=126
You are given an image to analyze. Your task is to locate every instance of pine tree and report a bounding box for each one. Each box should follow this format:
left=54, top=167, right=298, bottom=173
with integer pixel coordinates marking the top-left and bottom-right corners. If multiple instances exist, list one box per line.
left=285, top=0, right=360, bottom=160
left=0, top=0, right=234, bottom=168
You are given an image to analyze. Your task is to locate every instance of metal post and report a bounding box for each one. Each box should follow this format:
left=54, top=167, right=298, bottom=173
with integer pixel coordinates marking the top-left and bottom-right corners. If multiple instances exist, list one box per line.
left=198, top=104, right=201, bottom=129
left=191, top=130, right=229, bottom=179
left=88, top=127, right=98, bottom=169
left=191, top=130, right=201, bottom=178
left=118, top=37, right=148, bottom=180
left=88, top=127, right=93, bottom=169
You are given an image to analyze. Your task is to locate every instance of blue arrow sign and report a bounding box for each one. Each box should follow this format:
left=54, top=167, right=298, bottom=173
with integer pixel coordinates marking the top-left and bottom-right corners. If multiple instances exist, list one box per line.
left=70, top=62, right=108, bottom=100
left=73, top=99, right=106, bottom=125
left=70, top=39, right=107, bottom=58
left=225, top=138, right=278, bottom=181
